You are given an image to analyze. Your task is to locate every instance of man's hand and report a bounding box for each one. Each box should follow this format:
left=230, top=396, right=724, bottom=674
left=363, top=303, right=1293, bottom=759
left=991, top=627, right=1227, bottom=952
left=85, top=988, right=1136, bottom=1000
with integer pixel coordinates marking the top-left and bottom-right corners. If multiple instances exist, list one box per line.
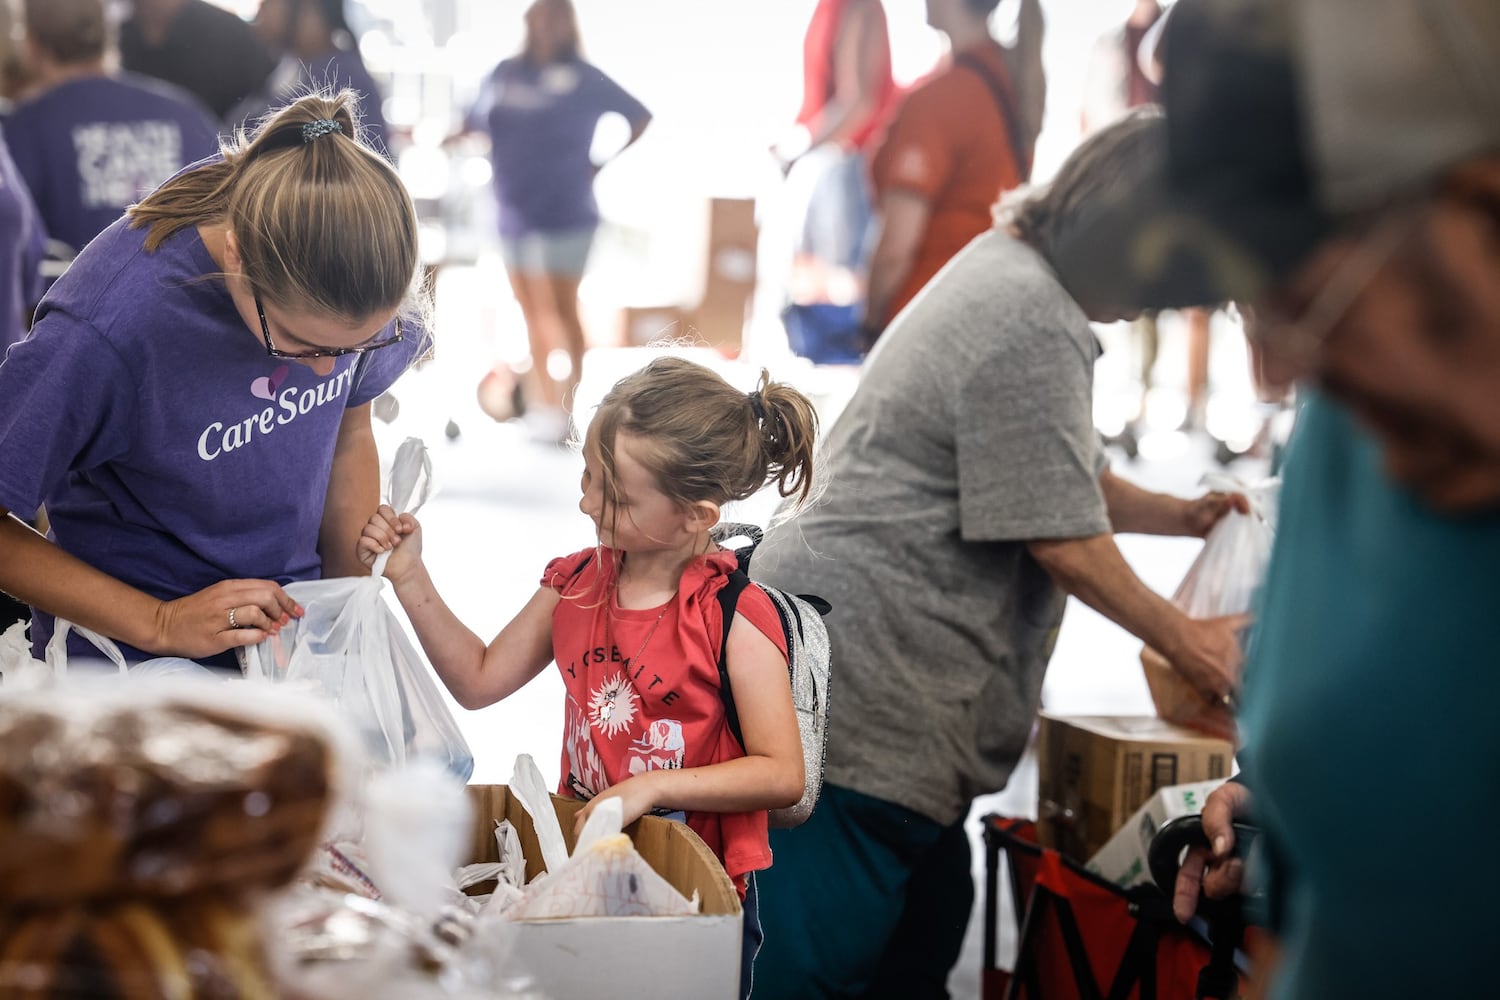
left=1174, top=781, right=1254, bottom=923
left=1163, top=613, right=1248, bottom=704
left=1183, top=490, right=1251, bottom=538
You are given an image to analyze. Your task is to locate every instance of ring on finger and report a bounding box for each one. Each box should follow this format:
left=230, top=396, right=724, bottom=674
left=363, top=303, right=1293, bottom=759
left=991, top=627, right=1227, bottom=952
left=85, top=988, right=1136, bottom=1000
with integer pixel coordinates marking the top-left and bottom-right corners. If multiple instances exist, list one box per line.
left=228, top=607, right=238, bottom=630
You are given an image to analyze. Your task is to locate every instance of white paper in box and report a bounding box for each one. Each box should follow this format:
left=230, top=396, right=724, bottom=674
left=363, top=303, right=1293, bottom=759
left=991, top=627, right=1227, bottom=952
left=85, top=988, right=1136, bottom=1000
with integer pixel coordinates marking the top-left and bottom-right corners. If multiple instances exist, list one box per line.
left=1086, top=779, right=1228, bottom=888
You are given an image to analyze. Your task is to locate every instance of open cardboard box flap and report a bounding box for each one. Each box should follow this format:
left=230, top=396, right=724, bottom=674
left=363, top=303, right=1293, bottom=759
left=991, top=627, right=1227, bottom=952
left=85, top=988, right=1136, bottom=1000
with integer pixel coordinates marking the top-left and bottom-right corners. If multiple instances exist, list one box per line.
left=464, top=784, right=740, bottom=916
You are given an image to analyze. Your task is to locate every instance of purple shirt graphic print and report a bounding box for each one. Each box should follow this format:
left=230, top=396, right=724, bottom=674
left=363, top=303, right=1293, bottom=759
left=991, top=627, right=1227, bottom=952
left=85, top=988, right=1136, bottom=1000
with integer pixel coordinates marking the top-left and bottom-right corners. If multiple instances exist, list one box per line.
left=0, top=213, right=423, bottom=664
left=3, top=74, right=220, bottom=254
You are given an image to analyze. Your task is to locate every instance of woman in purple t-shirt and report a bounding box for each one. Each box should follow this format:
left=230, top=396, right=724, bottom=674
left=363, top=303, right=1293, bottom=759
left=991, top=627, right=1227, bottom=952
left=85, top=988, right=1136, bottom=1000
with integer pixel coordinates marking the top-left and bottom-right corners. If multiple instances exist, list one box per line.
left=0, top=92, right=428, bottom=671
left=462, top=0, right=652, bottom=443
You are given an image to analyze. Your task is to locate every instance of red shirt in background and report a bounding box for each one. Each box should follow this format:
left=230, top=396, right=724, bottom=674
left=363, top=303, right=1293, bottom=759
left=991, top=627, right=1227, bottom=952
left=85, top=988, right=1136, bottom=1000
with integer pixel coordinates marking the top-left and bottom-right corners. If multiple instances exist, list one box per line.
left=797, top=0, right=900, bottom=152
left=870, top=40, right=1025, bottom=320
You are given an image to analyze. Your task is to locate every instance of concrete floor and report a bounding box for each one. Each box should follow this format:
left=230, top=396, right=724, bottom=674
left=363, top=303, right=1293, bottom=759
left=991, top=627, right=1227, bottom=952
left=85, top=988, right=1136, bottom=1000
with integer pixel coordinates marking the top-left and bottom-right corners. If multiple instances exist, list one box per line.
left=367, top=270, right=1265, bottom=997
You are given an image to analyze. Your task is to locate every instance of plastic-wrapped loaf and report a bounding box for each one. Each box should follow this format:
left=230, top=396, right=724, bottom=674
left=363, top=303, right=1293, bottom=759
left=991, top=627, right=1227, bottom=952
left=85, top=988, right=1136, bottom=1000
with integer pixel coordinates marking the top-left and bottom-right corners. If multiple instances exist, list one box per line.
left=0, top=897, right=274, bottom=998
left=0, top=683, right=342, bottom=904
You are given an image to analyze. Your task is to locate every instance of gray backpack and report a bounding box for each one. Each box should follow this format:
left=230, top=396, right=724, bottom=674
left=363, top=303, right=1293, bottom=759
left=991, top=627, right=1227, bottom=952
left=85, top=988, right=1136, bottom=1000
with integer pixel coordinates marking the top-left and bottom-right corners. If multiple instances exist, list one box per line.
left=712, top=523, right=832, bottom=828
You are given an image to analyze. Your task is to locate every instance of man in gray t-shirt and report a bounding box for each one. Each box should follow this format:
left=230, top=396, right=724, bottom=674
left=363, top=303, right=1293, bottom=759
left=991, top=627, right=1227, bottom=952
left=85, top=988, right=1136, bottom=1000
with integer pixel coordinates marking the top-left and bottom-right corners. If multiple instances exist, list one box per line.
left=752, top=111, right=1247, bottom=999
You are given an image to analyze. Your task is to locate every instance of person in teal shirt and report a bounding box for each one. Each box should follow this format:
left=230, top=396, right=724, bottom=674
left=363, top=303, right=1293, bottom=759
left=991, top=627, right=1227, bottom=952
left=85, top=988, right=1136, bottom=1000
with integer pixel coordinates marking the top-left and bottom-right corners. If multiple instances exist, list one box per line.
left=1232, top=393, right=1500, bottom=994
left=1043, top=0, right=1500, bottom=994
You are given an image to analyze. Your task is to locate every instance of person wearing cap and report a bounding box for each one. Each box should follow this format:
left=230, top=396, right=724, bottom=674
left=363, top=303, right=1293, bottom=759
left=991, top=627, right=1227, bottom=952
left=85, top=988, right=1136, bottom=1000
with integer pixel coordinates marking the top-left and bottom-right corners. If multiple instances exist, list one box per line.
left=5, top=0, right=220, bottom=259
left=1048, top=0, right=1500, bottom=994
left=0, top=91, right=428, bottom=673
left=749, top=110, right=1248, bottom=999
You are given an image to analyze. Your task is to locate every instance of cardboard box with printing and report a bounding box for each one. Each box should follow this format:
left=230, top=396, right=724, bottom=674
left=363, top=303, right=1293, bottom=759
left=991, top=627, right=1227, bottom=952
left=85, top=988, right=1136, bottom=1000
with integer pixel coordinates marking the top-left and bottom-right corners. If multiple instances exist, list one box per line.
left=464, top=784, right=742, bottom=1000
left=1036, top=714, right=1233, bottom=862
left=1087, top=779, right=1229, bottom=888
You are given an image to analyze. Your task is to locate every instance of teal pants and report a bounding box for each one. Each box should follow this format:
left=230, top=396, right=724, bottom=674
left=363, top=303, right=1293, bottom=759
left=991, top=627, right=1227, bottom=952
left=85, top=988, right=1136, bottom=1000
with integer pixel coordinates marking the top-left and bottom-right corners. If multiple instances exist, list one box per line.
left=753, top=784, right=973, bottom=999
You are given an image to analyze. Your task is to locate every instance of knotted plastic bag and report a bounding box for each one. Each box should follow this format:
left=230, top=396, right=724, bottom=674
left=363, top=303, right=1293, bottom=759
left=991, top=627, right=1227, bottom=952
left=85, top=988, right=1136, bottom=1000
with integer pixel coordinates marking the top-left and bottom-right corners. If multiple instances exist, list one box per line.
left=1142, top=476, right=1279, bottom=742
left=241, top=438, right=474, bottom=780
left=1170, top=475, right=1279, bottom=620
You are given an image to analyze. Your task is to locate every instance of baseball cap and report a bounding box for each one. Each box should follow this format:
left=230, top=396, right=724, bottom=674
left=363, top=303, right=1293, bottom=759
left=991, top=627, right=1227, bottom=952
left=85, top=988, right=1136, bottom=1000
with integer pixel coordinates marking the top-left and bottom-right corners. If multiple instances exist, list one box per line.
left=1049, top=0, right=1500, bottom=313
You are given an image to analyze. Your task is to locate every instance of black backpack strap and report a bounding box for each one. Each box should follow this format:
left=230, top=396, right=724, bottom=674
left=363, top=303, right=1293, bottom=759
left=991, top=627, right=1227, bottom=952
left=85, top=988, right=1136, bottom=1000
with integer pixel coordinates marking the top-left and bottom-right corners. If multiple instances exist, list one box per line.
left=716, top=567, right=751, bottom=750
left=954, top=50, right=1032, bottom=181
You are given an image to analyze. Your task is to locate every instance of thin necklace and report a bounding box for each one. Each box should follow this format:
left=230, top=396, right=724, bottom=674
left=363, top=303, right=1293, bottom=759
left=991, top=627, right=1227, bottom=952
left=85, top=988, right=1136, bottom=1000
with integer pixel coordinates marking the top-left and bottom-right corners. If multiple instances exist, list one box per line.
left=605, top=580, right=669, bottom=673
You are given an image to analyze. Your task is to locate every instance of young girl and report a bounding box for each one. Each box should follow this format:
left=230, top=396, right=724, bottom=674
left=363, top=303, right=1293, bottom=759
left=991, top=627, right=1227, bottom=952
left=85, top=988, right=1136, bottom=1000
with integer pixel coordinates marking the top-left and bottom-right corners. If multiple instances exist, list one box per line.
left=358, top=356, right=818, bottom=998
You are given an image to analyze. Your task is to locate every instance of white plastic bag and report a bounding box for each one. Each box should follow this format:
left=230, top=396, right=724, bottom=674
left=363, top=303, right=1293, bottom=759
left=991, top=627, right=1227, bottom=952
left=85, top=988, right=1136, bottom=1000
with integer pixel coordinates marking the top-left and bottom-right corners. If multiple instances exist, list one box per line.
left=1142, top=476, right=1280, bottom=743
left=1171, top=475, right=1279, bottom=620
left=240, top=438, right=474, bottom=780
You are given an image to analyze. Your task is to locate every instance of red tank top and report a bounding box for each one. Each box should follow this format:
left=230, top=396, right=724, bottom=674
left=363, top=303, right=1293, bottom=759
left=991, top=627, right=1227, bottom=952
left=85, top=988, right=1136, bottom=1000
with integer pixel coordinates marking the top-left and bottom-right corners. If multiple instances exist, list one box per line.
left=796, top=0, right=899, bottom=151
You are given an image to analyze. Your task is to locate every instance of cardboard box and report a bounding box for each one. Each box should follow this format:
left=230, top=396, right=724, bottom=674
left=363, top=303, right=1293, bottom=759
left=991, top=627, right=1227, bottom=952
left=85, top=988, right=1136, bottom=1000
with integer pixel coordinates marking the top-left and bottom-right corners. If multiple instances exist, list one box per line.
left=620, top=304, right=692, bottom=347
left=464, top=785, right=742, bottom=1000
left=689, top=198, right=758, bottom=354
left=1086, top=779, right=1228, bottom=888
left=1036, top=714, right=1233, bottom=862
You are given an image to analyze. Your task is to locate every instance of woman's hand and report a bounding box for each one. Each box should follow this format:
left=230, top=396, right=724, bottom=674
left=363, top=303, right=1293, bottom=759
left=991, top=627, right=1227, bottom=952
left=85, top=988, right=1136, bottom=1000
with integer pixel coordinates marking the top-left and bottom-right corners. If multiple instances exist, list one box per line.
left=357, top=504, right=424, bottom=586
left=1174, top=781, right=1255, bottom=923
left=151, top=579, right=302, bottom=657
left=574, top=774, right=660, bottom=839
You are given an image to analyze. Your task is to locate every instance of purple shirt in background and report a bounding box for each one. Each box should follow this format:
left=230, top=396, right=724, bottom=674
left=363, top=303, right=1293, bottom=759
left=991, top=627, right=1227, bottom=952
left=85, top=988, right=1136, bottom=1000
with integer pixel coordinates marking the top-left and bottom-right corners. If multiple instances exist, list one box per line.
left=0, top=129, right=46, bottom=353
left=3, top=74, right=220, bottom=256
left=0, top=213, right=425, bottom=667
left=234, top=48, right=390, bottom=156
left=468, top=57, right=649, bottom=237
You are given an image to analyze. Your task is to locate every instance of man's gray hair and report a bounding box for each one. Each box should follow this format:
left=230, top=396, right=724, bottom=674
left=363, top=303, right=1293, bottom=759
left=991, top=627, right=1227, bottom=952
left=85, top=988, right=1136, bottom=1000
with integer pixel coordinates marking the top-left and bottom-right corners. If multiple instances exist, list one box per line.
left=999, top=107, right=1166, bottom=265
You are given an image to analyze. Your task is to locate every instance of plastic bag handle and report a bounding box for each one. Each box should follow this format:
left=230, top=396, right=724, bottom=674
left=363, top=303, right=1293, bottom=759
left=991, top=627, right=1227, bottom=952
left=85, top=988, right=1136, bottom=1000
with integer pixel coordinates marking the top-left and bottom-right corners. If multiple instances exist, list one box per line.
left=45, top=619, right=129, bottom=675
left=371, top=437, right=433, bottom=581
left=511, top=753, right=571, bottom=873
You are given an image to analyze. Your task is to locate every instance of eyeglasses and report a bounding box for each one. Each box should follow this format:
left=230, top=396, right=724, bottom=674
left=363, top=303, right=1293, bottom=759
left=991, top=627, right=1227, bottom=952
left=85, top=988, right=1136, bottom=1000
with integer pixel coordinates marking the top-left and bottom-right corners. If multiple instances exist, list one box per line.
left=255, top=290, right=404, bottom=360
left=1247, top=202, right=1424, bottom=370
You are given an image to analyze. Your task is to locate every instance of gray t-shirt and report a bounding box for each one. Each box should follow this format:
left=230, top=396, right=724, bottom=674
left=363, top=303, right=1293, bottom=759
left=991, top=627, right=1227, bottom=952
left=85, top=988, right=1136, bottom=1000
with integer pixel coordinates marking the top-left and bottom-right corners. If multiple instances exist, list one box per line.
left=755, top=230, right=1109, bottom=826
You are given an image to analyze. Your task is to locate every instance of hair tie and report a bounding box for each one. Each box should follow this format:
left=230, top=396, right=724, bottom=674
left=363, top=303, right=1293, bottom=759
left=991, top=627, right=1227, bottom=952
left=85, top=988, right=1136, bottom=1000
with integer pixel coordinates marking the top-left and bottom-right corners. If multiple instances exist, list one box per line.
left=301, top=119, right=344, bottom=142
left=747, top=391, right=766, bottom=421
left=247, top=118, right=348, bottom=161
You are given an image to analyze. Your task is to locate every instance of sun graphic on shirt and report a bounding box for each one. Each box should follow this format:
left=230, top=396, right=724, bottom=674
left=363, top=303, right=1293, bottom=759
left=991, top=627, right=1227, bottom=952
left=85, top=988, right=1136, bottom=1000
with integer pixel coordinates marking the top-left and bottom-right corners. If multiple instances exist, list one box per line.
left=588, top=673, right=640, bottom=739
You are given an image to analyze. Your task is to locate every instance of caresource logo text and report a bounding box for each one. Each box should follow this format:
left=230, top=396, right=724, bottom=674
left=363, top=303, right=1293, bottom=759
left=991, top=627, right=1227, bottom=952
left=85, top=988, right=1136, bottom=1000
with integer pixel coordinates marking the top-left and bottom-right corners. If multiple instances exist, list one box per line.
left=197, top=366, right=356, bottom=461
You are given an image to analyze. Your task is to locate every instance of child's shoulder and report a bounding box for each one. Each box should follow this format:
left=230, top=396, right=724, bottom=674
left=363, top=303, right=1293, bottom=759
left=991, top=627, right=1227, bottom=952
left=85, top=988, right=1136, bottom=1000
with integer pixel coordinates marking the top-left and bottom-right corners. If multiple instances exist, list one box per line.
left=540, top=546, right=610, bottom=595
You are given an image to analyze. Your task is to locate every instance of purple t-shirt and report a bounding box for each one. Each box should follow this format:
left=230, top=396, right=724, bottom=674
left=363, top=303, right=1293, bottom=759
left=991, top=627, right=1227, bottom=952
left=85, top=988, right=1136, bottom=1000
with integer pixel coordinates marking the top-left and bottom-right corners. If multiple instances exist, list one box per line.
left=234, top=49, right=389, bottom=157
left=3, top=74, right=220, bottom=255
left=467, top=57, right=649, bottom=237
left=0, top=129, right=46, bottom=353
left=0, top=213, right=425, bottom=666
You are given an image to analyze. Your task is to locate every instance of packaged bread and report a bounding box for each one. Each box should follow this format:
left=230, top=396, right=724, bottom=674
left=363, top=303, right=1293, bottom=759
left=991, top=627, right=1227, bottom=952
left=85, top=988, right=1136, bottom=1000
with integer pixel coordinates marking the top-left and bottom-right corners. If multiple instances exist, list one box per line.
left=0, top=680, right=349, bottom=904
left=0, top=896, right=274, bottom=998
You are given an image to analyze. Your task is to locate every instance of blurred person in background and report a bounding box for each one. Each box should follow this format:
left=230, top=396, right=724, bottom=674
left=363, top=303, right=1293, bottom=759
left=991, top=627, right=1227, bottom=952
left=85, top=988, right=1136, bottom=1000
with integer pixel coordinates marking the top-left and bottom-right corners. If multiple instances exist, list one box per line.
left=239, top=0, right=388, bottom=155
left=859, top=0, right=1044, bottom=350
left=120, top=0, right=277, bottom=123
left=751, top=110, right=1247, bottom=1000
left=1082, top=0, right=1164, bottom=458
left=6, top=0, right=219, bottom=259
left=1051, top=1, right=1500, bottom=994
left=0, top=125, right=46, bottom=636
left=772, top=0, right=898, bottom=363
left=458, top=0, right=651, bottom=445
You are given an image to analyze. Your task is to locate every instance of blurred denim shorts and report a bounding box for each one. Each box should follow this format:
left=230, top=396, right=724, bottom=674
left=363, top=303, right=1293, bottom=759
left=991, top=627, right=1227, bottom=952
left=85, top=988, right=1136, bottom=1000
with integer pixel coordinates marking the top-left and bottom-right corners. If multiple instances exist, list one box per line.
left=500, top=227, right=596, bottom=277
